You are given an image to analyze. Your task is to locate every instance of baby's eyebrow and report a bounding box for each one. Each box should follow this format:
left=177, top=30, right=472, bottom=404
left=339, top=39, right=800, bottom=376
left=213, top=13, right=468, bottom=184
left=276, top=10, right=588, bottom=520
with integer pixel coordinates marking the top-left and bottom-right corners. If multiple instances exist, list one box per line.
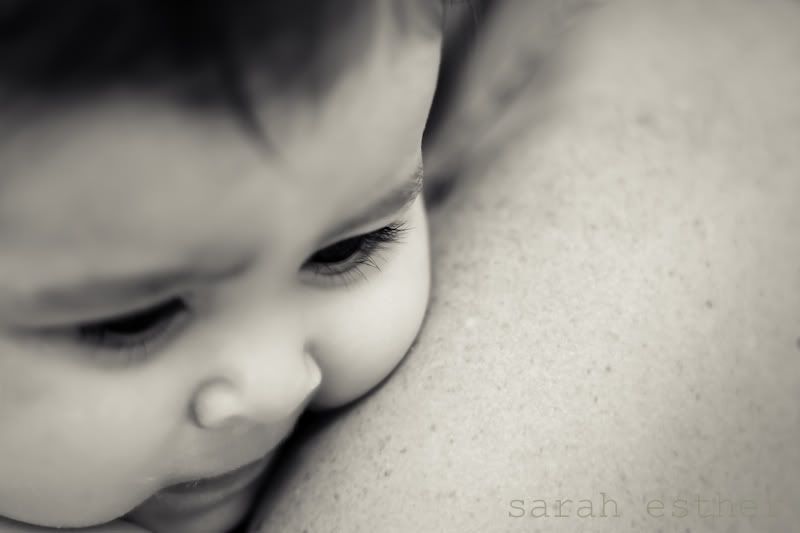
left=326, top=159, right=424, bottom=240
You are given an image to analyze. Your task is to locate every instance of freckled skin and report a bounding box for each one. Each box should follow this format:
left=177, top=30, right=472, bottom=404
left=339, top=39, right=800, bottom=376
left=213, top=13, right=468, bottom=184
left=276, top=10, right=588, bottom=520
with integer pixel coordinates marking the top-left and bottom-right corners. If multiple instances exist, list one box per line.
left=0, top=3, right=441, bottom=532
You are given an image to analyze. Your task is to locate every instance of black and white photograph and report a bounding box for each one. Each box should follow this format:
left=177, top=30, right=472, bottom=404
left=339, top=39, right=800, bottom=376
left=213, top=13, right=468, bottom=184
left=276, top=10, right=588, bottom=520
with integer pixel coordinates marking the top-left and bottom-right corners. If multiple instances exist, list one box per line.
left=0, top=1, right=798, bottom=532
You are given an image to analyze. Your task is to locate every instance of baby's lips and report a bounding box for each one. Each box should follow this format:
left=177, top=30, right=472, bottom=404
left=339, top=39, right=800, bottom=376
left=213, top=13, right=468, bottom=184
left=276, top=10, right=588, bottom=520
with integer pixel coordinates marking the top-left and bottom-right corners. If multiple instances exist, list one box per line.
left=160, top=454, right=270, bottom=495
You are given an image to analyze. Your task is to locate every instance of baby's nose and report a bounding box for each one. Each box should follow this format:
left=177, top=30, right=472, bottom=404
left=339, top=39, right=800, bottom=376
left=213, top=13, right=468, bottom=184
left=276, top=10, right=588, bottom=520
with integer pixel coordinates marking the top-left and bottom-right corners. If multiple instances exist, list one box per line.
left=191, top=351, right=322, bottom=430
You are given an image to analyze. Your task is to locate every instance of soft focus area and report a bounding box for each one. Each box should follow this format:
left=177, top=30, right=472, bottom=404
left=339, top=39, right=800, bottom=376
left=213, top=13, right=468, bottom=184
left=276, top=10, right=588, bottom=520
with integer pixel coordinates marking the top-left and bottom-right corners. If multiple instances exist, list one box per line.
left=252, top=1, right=800, bottom=532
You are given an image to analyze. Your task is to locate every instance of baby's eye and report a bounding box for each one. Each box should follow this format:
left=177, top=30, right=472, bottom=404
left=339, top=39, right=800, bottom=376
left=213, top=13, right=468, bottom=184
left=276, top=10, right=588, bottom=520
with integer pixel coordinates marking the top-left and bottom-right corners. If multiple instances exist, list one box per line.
left=307, top=235, right=364, bottom=264
left=301, top=222, right=408, bottom=283
left=75, top=298, right=188, bottom=362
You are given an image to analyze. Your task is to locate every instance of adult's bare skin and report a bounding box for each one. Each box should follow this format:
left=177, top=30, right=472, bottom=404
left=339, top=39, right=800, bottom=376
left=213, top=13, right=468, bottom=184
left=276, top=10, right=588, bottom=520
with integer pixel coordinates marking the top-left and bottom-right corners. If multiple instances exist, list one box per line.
left=249, top=1, right=800, bottom=532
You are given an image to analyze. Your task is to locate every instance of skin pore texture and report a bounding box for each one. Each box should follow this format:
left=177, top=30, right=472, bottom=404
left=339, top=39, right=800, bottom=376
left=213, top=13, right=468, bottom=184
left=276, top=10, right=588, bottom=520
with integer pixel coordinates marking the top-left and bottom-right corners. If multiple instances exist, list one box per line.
left=0, top=2, right=442, bottom=532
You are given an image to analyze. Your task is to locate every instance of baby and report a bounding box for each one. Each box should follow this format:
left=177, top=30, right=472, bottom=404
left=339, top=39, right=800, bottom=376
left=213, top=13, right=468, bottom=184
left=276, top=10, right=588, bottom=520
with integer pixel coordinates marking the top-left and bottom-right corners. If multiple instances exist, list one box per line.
left=0, top=1, right=470, bottom=531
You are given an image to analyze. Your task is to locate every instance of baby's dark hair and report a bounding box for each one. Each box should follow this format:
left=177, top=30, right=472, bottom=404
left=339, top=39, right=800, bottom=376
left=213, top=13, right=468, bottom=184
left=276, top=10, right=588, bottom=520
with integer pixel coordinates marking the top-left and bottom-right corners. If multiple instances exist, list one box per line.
left=0, top=1, right=444, bottom=127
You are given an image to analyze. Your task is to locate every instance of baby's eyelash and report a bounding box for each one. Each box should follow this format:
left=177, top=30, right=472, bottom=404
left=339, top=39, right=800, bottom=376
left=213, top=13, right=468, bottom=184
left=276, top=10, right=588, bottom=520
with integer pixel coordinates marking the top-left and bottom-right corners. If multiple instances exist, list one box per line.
left=302, top=221, right=410, bottom=285
left=339, top=225, right=406, bottom=281
left=358, top=222, right=409, bottom=256
left=74, top=298, right=189, bottom=365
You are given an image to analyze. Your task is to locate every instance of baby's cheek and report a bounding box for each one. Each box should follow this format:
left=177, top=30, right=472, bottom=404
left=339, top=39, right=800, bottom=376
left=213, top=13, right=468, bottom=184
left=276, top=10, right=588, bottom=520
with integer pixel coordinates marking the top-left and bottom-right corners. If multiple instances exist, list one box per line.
left=0, top=341, right=180, bottom=526
left=0, top=386, right=165, bottom=526
left=309, top=204, right=431, bottom=408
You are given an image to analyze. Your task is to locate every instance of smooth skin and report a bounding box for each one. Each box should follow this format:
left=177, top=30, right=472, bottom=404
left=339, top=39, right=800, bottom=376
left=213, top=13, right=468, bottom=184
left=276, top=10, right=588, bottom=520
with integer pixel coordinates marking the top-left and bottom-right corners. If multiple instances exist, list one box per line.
left=0, top=2, right=441, bottom=532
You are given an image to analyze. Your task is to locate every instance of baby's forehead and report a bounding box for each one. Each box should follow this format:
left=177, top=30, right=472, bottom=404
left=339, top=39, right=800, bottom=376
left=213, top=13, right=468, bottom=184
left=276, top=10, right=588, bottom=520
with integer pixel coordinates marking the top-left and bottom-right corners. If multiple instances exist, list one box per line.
left=0, top=5, right=438, bottom=203
left=0, top=73, right=427, bottom=243
left=0, top=5, right=439, bottom=310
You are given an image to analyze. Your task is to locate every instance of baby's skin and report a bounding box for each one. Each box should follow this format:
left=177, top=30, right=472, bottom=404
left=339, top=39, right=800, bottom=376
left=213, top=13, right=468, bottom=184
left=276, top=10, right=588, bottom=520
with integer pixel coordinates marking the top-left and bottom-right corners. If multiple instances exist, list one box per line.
left=0, top=2, right=441, bottom=532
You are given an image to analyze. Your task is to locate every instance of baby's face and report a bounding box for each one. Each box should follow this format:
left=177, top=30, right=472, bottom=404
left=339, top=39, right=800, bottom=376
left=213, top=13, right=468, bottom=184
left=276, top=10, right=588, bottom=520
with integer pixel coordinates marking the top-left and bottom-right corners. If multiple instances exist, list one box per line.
left=0, top=6, right=440, bottom=531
